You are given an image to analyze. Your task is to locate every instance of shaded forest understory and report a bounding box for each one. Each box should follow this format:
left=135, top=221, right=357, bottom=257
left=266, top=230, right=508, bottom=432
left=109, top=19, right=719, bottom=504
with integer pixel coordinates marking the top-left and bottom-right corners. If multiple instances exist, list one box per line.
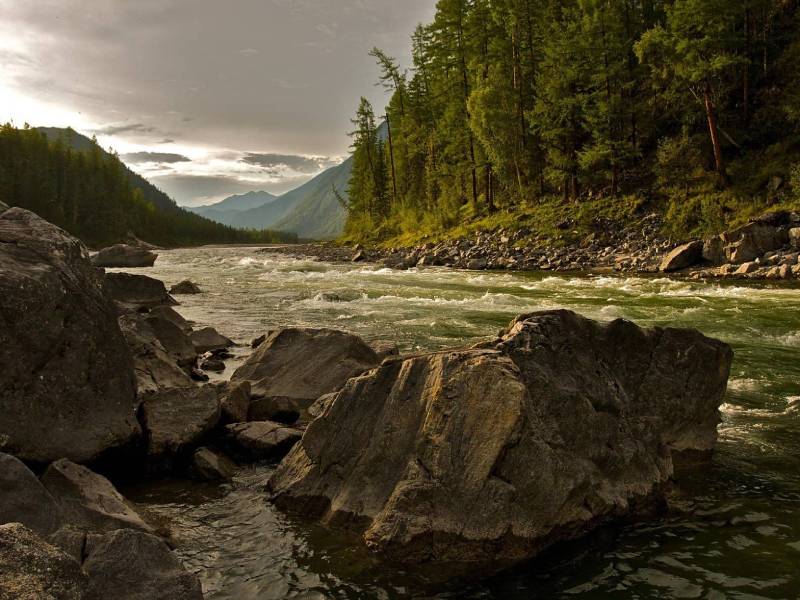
left=0, top=125, right=297, bottom=248
left=343, top=0, right=800, bottom=248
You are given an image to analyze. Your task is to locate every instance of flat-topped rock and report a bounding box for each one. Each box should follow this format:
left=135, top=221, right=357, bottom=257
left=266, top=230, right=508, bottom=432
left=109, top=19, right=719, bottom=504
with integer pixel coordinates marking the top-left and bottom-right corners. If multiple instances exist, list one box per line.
left=190, top=447, right=236, bottom=482
left=225, top=421, right=302, bottom=461
left=269, top=310, right=732, bottom=572
left=104, top=272, right=177, bottom=309
left=92, top=244, right=158, bottom=268
left=232, top=328, right=379, bottom=421
left=0, top=208, right=139, bottom=464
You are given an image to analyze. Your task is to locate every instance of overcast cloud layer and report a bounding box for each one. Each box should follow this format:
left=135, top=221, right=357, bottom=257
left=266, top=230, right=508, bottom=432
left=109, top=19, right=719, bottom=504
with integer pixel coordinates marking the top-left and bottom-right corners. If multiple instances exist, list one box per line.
left=0, top=0, right=434, bottom=205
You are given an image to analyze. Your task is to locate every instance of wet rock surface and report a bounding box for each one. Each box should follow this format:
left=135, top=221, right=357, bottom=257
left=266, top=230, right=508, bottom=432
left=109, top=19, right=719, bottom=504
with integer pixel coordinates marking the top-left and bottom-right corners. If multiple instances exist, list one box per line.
left=268, top=310, right=732, bottom=572
left=0, top=208, right=140, bottom=464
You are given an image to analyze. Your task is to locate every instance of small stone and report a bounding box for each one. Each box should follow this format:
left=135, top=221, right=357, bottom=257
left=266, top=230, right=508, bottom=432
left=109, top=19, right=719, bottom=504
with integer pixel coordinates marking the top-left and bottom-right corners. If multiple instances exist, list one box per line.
left=735, top=262, right=759, bottom=275
left=190, top=367, right=210, bottom=382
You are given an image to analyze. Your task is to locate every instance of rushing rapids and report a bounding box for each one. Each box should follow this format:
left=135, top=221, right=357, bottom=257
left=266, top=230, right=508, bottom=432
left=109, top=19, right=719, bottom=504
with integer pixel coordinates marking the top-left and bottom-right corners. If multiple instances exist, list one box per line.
left=119, top=246, right=800, bottom=600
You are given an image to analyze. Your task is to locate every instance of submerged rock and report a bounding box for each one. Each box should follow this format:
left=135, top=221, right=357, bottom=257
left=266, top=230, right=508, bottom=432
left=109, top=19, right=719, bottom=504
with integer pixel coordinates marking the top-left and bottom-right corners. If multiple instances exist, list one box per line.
left=92, top=244, right=158, bottom=268
left=104, top=272, right=177, bottom=310
left=232, top=328, right=379, bottom=421
left=268, top=310, right=732, bottom=571
left=0, top=523, right=88, bottom=599
left=83, top=529, right=203, bottom=600
left=0, top=208, right=139, bottom=464
left=225, top=421, right=302, bottom=461
left=189, top=327, right=234, bottom=354
left=41, top=459, right=154, bottom=535
left=169, top=280, right=202, bottom=295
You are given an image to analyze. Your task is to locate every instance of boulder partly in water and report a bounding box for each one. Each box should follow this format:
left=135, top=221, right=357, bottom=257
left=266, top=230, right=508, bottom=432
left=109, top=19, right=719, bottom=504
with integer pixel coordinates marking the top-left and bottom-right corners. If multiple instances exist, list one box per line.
left=232, top=328, right=379, bottom=422
left=268, top=310, right=732, bottom=572
left=0, top=208, right=139, bottom=464
left=92, top=244, right=158, bottom=268
left=104, top=272, right=177, bottom=310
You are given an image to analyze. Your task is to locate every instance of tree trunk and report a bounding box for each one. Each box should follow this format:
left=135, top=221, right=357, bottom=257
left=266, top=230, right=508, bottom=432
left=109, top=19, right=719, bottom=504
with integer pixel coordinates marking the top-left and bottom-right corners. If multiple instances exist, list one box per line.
left=703, top=81, right=728, bottom=186
left=385, top=113, right=398, bottom=205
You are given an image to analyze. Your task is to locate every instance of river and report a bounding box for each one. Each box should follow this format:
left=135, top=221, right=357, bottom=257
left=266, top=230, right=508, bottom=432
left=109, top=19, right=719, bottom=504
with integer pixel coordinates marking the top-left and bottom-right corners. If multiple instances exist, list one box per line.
left=122, top=246, right=800, bottom=599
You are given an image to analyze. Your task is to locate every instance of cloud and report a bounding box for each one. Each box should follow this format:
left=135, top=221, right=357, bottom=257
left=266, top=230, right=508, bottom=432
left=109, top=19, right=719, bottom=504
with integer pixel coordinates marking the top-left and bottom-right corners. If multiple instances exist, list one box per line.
left=91, top=122, right=157, bottom=136
left=121, top=151, right=191, bottom=164
left=241, top=152, right=331, bottom=174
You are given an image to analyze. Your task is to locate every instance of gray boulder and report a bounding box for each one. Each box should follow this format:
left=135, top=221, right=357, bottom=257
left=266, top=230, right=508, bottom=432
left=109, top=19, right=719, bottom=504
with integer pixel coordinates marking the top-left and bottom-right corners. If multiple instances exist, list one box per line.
left=225, top=422, right=302, bottom=462
left=104, top=272, right=177, bottom=310
left=118, top=314, right=194, bottom=393
left=0, top=523, right=88, bottom=600
left=83, top=529, right=203, bottom=600
left=169, top=280, right=202, bottom=295
left=92, top=244, right=158, bottom=268
left=660, top=240, right=704, bottom=272
left=190, top=447, right=236, bottom=482
left=268, top=310, right=732, bottom=571
left=218, top=381, right=251, bottom=424
left=149, top=305, right=193, bottom=334
left=146, top=314, right=197, bottom=367
left=232, top=328, right=379, bottom=421
left=725, top=222, right=789, bottom=264
left=0, top=208, right=139, bottom=464
left=141, top=386, right=221, bottom=469
left=0, top=453, right=63, bottom=536
left=41, top=459, right=154, bottom=535
left=189, top=327, right=234, bottom=354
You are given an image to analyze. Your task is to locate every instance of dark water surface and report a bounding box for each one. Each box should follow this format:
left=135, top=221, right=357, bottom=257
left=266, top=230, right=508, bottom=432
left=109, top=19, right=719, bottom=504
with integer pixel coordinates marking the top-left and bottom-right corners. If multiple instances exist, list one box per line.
left=123, top=247, right=800, bottom=599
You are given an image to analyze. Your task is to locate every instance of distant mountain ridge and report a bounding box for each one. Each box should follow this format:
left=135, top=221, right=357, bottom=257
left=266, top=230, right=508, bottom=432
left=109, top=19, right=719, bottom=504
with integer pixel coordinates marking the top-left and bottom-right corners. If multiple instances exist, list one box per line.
left=188, top=159, right=350, bottom=240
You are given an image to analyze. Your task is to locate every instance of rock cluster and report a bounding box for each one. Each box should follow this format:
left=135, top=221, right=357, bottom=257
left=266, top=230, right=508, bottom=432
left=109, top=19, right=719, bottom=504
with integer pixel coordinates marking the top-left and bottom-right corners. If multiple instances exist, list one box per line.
left=268, top=310, right=732, bottom=573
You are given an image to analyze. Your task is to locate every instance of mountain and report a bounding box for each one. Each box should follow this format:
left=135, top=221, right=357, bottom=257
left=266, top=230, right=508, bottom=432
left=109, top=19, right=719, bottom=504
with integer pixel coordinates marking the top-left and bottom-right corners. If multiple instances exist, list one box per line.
left=37, top=127, right=182, bottom=214
left=189, top=190, right=278, bottom=222
left=269, top=156, right=352, bottom=239
left=4, top=125, right=296, bottom=247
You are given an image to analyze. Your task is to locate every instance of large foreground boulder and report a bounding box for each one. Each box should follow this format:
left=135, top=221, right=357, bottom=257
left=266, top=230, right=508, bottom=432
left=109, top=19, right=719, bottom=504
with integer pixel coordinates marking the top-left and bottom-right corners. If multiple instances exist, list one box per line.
left=0, top=523, right=88, bottom=599
left=268, top=310, right=732, bottom=571
left=92, top=244, right=158, bottom=268
left=0, top=208, right=139, bottom=464
left=232, top=328, right=380, bottom=421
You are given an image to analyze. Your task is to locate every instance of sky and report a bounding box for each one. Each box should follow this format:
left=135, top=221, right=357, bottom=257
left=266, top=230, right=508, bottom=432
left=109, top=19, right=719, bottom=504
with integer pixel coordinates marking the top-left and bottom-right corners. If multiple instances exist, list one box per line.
left=0, top=0, right=435, bottom=206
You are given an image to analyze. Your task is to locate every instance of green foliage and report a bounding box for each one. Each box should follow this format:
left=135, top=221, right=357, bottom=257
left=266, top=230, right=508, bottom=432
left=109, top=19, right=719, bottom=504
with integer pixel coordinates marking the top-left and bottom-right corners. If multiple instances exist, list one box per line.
left=0, top=124, right=296, bottom=247
left=343, top=0, right=800, bottom=245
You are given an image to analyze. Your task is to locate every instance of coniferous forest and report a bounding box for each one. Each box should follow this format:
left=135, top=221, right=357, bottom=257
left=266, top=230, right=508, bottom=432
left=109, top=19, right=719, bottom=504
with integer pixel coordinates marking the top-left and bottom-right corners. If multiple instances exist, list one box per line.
left=0, top=124, right=297, bottom=247
left=344, top=0, right=800, bottom=243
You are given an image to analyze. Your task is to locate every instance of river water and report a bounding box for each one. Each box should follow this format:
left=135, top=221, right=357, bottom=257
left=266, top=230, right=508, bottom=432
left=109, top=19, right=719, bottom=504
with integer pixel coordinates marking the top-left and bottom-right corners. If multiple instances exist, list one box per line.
left=123, top=246, right=800, bottom=599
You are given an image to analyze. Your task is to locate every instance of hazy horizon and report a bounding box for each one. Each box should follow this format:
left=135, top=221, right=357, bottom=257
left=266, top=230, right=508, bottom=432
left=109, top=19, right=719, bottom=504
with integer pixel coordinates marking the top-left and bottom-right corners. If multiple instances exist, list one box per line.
left=0, top=0, right=435, bottom=206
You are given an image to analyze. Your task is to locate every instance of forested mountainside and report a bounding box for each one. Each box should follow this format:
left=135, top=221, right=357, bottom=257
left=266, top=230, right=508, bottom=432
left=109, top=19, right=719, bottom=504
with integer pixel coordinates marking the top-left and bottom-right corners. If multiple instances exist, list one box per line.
left=200, top=158, right=352, bottom=240
left=0, top=125, right=297, bottom=247
left=344, top=0, right=800, bottom=245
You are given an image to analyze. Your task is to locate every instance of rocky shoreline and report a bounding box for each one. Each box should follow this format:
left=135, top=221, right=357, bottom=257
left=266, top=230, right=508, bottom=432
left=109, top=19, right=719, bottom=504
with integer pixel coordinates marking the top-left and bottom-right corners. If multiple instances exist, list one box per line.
left=263, top=210, right=800, bottom=283
left=0, top=202, right=735, bottom=597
